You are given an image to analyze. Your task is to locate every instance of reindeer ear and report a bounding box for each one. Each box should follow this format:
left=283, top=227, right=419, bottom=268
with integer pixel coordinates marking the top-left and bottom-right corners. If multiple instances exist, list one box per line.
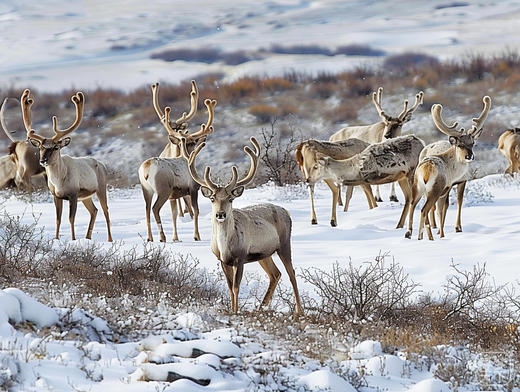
left=59, top=137, right=71, bottom=148
left=449, top=136, right=457, bottom=145
left=200, top=186, right=213, bottom=198
left=168, top=135, right=180, bottom=145
left=231, top=186, right=244, bottom=198
left=29, top=138, right=41, bottom=148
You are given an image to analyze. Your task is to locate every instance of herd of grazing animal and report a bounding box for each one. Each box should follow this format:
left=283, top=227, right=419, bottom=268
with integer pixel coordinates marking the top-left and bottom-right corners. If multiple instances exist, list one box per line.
left=0, top=81, right=518, bottom=316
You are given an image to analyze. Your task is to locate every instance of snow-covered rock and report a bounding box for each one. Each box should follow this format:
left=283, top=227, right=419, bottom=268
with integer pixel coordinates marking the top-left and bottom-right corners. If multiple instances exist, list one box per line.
left=299, top=369, right=357, bottom=392
left=349, top=340, right=383, bottom=360
left=408, top=378, right=452, bottom=392
left=3, top=288, right=58, bottom=328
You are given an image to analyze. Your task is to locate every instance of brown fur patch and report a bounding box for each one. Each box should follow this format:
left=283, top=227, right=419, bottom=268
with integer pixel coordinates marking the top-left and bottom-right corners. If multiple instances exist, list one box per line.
left=420, top=162, right=435, bottom=183
left=8, top=142, right=17, bottom=155
left=142, top=160, right=152, bottom=180
left=294, top=143, right=304, bottom=168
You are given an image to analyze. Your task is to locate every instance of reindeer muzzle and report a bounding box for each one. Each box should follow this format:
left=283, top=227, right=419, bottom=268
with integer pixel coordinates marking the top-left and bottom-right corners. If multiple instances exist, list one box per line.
left=215, top=211, right=226, bottom=222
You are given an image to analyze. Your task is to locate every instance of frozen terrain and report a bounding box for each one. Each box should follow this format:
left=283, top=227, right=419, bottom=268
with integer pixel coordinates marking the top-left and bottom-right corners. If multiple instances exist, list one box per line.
left=1, top=0, right=520, bottom=91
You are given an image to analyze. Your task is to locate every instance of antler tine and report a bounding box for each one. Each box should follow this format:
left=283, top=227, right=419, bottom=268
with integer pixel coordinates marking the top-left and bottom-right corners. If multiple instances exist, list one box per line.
left=235, top=137, right=261, bottom=188
left=151, top=82, right=164, bottom=120
left=190, top=98, right=217, bottom=139
left=431, top=103, right=462, bottom=137
left=1, top=98, right=18, bottom=142
left=20, top=89, right=45, bottom=143
left=183, top=140, right=218, bottom=191
left=51, top=92, right=84, bottom=142
left=162, top=106, right=184, bottom=140
left=468, top=95, right=491, bottom=140
left=372, top=87, right=385, bottom=118
left=174, top=80, right=199, bottom=125
left=398, top=91, right=424, bottom=120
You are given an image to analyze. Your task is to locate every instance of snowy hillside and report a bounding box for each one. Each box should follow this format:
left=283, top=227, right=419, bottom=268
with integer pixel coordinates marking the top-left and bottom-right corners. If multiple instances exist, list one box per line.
left=1, top=0, right=520, bottom=91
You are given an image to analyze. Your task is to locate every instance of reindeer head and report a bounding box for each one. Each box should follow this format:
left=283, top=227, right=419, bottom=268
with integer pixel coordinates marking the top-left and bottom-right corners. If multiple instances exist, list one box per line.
left=372, top=87, right=424, bottom=139
left=181, top=137, right=260, bottom=223
left=22, top=89, right=84, bottom=167
left=151, top=81, right=215, bottom=154
left=295, top=140, right=323, bottom=185
left=431, top=96, right=491, bottom=163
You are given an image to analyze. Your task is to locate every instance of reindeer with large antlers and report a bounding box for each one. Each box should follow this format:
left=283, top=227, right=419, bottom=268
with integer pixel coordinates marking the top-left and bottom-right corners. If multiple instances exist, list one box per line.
left=330, top=87, right=424, bottom=206
left=138, top=97, right=216, bottom=242
left=180, top=137, right=303, bottom=315
left=23, top=89, right=113, bottom=241
left=151, top=81, right=207, bottom=218
left=1, top=98, right=46, bottom=191
left=405, top=96, right=491, bottom=240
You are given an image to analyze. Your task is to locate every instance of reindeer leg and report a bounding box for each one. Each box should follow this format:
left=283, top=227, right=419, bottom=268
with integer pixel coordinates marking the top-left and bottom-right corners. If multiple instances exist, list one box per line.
left=169, top=198, right=179, bottom=242
left=176, top=198, right=184, bottom=218
left=258, top=257, right=281, bottom=308
left=232, top=263, right=244, bottom=314
left=141, top=185, right=154, bottom=241
left=221, top=262, right=234, bottom=313
left=344, top=185, right=354, bottom=212
left=53, top=196, right=63, bottom=240
left=406, top=179, right=421, bottom=239
left=324, top=179, right=338, bottom=227
left=308, top=183, right=318, bottom=225
left=430, top=204, right=438, bottom=229
left=152, top=193, right=169, bottom=242
left=68, top=196, right=78, bottom=241
left=337, top=183, right=343, bottom=206
left=375, top=185, right=383, bottom=202
left=97, top=187, right=113, bottom=242
left=82, top=198, right=98, bottom=240
left=455, top=181, right=466, bottom=232
left=184, top=195, right=194, bottom=218
left=277, top=246, right=303, bottom=316
left=395, top=178, right=411, bottom=229
left=191, top=189, right=200, bottom=241
left=389, top=181, right=399, bottom=202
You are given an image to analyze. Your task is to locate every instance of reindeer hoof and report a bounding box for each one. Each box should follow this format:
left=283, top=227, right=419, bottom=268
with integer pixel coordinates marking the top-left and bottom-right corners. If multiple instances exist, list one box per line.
left=160, top=238, right=166, bottom=243
left=389, top=195, right=399, bottom=202
left=330, top=220, right=337, bottom=227
left=311, top=219, right=317, bottom=225
left=376, top=197, right=383, bottom=202
left=194, top=237, right=201, bottom=241
left=405, top=231, right=411, bottom=239
left=455, top=226, right=462, bottom=233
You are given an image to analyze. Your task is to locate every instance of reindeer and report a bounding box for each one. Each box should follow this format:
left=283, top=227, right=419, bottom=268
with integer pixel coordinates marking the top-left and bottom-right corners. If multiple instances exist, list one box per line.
left=330, top=87, right=424, bottom=204
left=180, top=136, right=303, bottom=315
left=295, top=138, right=376, bottom=226
left=305, top=135, right=425, bottom=228
left=151, top=81, right=201, bottom=218
left=1, top=98, right=46, bottom=191
left=405, top=96, right=491, bottom=240
left=138, top=98, right=216, bottom=242
left=498, top=128, right=520, bottom=175
left=22, top=89, right=113, bottom=242
left=0, top=154, right=16, bottom=188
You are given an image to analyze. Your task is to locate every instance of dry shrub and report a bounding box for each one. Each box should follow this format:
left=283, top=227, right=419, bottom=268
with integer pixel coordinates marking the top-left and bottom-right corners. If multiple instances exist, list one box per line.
left=224, top=77, right=260, bottom=103
left=248, top=104, right=279, bottom=123
left=309, top=81, right=336, bottom=99
left=301, top=253, right=419, bottom=321
left=261, top=77, right=293, bottom=92
left=87, top=88, right=124, bottom=118
left=384, top=52, right=439, bottom=74
left=326, top=99, right=362, bottom=123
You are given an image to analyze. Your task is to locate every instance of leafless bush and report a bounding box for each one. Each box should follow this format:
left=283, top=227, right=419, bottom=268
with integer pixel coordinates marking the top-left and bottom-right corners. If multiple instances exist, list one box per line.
left=441, top=261, right=502, bottom=322
left=0, top=213, right=51, bottom=282
left=383, top=52, right=439, bottom=73
left=301, top=253, right=419, bottom=321
left=248, top=104, right=279, bottom=123
left=256, top=119, right=302, bottom=186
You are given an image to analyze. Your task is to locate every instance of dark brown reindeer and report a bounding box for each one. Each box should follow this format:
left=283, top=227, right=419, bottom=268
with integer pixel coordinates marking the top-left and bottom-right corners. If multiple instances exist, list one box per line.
left=0, top=98, right=46, bottom=191
left=180, top=136, right=303, bottom=315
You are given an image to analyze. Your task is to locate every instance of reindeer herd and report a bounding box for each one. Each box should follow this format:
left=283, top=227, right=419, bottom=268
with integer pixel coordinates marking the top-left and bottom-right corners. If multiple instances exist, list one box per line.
left=0, top=82, right=519, bottom=316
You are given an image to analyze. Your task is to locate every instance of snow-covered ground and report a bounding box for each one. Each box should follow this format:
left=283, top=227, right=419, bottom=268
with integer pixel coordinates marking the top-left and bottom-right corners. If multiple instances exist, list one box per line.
left=2, top=174, right=519, bottom=295
left=1, top=173, right=520, bottom=391
left=1, top=0, right=520, bottom=91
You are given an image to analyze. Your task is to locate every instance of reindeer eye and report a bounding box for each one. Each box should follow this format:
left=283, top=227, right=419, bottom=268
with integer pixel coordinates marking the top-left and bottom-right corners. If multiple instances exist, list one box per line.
left=313, top=164, right=318, bottom=169
left=210, top=196, right=215, bottom=202
left=53, top=145, right=59, bottom=150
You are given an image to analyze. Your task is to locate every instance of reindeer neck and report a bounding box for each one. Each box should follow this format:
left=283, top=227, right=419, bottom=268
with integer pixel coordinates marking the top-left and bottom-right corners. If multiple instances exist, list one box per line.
left=45, top=152, right=68, bottom=182
left=327, top=156, right=361, bottom=182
